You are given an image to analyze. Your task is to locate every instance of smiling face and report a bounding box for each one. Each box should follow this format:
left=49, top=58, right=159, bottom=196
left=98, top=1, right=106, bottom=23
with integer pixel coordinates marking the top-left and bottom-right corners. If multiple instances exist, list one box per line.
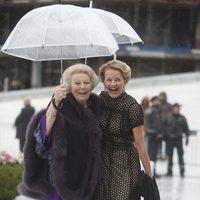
left=103, top=68, right=127, bottom=98
left=70, top=73, right=92, bottom=106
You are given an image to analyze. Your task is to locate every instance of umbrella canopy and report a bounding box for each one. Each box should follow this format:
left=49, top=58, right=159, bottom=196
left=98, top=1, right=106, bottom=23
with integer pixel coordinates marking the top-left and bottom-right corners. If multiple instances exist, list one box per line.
left=1, top=4, right=118, bottom=61
left=88, top=8, right=143, bottom=44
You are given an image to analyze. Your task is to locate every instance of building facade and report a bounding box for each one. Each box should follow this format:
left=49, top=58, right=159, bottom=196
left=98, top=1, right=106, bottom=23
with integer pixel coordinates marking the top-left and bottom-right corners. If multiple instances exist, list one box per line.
left=0, top=0, right=200, bottom=91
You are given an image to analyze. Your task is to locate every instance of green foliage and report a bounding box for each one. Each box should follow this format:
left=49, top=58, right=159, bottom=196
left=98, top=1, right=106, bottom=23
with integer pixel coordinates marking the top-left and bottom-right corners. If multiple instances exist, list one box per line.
left=0, top=164, right=23, bottom=200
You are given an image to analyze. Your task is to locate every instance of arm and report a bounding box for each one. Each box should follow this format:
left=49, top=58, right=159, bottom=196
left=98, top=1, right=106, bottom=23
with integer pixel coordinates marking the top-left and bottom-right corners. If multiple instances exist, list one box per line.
left=34, top=84, right=67, bottom=158
left=45, top=84, right=67, bottom=136
left=182, top=116, right=190, bottom=145
left=183, top=116, right=190, bottom=136
left=133, top=125, right=152, bottom=178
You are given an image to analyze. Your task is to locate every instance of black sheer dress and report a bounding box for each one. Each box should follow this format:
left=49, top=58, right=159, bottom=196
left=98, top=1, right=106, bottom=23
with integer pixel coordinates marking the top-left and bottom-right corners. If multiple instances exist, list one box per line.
left=98, top=91, right=144, bottom=200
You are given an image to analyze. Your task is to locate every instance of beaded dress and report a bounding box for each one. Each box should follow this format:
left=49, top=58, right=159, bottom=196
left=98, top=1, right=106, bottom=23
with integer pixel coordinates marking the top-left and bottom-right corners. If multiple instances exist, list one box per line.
left=98, top=91, right=144, bottom=200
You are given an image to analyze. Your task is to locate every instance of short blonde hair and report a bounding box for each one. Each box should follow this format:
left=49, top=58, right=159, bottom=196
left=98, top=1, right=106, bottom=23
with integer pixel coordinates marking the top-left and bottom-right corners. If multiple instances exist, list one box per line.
left=99, top=60, right=131, bottom=83
left=63, top=63, right=99, bottom=91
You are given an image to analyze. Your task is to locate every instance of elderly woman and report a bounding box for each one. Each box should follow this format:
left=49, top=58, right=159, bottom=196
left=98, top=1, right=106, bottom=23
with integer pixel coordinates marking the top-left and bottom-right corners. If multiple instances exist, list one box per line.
left=18, top=64, right=102, bottom=200
left=97, top=60, right=152, bottom=200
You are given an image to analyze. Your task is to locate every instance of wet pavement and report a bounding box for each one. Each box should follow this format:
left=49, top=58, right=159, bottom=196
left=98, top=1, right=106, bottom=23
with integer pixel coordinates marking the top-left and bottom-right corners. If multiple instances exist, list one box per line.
left=158, top=175, right=200, bottom=200
left=155, top=160, right=200, bottom=200
left=13, top=160, right=200, bottom=200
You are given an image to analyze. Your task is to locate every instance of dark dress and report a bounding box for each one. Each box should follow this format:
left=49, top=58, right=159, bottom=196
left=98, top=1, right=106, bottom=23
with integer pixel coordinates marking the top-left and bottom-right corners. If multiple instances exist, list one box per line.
left=98, top=91, right=144, bottom=200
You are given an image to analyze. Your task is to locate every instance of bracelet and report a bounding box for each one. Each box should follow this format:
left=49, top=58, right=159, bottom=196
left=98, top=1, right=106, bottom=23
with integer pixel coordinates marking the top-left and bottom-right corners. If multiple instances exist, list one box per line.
left=52, top=98, right=63, bottom=110
left=46, top=111, right=57, bottom=118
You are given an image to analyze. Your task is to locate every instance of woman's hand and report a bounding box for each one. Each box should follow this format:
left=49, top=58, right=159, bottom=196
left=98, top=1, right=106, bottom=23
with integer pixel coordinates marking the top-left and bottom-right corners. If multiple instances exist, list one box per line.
left=45, top=84, right=67, bottom=136
left=53, top=84, right=68, bottom=106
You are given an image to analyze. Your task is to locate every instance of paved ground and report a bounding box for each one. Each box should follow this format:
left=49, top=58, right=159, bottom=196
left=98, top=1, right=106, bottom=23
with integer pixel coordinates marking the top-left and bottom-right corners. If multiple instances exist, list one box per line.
left=157, top=175, right=200, bottom=200
left=13, top=159, right=200, bottom=200
left=156, top=160, right=200, bottom=200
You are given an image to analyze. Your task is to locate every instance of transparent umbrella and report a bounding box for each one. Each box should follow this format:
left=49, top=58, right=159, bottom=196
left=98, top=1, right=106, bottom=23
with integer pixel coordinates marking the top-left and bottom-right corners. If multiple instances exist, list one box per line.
left=1, top=4, right=118, bottom=61
left=1, top=4, right=119, bottom=82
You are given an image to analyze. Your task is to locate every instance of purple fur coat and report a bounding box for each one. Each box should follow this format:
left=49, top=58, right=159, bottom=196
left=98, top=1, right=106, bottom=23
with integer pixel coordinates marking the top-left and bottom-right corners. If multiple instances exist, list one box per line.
left=18, top=93, right=102, bottom=200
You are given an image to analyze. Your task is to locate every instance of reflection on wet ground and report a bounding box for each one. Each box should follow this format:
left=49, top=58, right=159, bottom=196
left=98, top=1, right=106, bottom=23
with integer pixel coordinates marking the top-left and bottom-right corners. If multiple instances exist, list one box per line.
left=156, top=160, right=200, bottom=200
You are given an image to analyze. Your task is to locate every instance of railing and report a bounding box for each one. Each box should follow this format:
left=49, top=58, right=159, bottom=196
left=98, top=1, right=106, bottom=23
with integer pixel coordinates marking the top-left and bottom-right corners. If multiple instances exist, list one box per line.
left=0, top=122, right=200, bottom=166
left=184, top=130, right=200, bottom=166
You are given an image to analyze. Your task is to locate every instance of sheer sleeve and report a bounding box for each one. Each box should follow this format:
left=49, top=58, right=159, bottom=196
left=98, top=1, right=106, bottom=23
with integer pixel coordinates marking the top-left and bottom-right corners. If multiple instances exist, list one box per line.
left=34, top=114, right=52, bottom=160
left=129, top=102, right=144, bottom=128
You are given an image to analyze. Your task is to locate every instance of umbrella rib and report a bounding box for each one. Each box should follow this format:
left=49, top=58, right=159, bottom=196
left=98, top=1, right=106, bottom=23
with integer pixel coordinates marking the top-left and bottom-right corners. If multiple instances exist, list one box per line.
left=59, top=5, right=64, bottom=82
left=59, top=5, right=63, bottom=60
left=69, top=9, right=80, bottom=59
left=36, top=6, right=52, bottom=61
left=79, top=9, right=92, bottom=58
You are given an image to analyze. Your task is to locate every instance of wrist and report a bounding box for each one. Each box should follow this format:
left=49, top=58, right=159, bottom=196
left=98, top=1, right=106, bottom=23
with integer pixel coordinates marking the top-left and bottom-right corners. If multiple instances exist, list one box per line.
left=46, top=110, right=57, bottom=118
left=52, top=98, right=63, bottom=110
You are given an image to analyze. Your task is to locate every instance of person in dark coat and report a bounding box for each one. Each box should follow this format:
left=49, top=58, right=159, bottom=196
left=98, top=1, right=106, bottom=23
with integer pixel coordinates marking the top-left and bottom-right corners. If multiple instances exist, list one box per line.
left=145, top=96, right=162, bottom=177
left=158, top=91, right=172, bottom=160
left=14, top=96, right=35, bottom=153
left=164, top=103, right=190, bottom=177
left=18, top=64, right=102, bottom=200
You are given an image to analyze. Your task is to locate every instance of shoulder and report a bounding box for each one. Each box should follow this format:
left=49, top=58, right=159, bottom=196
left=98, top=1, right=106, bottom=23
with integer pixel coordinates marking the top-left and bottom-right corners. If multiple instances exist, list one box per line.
left=30, top=106, right=35, bottom=111
left=125, top=93, right=138, bottom=104
left=179, top=114, right=187, bottom=121
left=122, top=94, right=143, bottom=117
left=88, top=93, right=100, bottom=116
left=90, top=92, right=100, bottom=103
left=88, top=93, right=100, bottom=107
left=99, top=91, right=105, bottom=99
left=125, top=93, right=141, bottom=109
left=26, top=109, right=46, bottom=131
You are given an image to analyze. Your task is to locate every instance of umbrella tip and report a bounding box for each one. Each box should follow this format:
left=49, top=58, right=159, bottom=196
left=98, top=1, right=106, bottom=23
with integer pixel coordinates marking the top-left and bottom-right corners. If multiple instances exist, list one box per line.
left=113, top=53, right=117, bottom=60
left=89, top=1, right=93, bottom=8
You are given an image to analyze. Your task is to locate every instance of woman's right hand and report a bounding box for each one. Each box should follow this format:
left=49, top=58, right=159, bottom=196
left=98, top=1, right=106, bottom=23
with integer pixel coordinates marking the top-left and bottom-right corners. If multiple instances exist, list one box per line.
left=53, top=84, right=68, bottom=106
left=45, top=84, right=68, bottom=136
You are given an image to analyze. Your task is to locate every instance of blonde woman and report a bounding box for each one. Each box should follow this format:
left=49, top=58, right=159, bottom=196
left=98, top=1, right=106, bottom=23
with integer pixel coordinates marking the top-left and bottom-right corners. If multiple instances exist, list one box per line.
left=98, top=60, right=152, bottom=200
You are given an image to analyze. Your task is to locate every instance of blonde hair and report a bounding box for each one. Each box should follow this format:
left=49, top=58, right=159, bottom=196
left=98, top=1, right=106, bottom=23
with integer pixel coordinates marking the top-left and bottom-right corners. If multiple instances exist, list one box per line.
left=99, top=60, right=131, bottom=83
left=63, top=63, right=99, bottom=91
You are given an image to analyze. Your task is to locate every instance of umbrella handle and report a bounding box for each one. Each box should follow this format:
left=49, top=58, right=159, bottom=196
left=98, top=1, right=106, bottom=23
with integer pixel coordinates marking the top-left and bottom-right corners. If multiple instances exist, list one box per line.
left=85, top=58, right=88, bottom=65
left=113, top=53, right=117, bottom=60
left=60, top=60, right=63, bottom=84
left=89, top=1, right=93, bottom=8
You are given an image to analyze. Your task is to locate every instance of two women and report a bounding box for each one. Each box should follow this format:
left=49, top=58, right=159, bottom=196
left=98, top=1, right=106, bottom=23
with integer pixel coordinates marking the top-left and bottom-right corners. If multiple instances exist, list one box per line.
left=19, top=60, right=152, bottom=200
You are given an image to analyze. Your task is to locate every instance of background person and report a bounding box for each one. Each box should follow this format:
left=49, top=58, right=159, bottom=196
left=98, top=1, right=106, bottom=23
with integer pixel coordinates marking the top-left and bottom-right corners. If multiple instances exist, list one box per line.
left=158, top=91, right=172, bottom=160
left=14, top=96, right=35, bottom=154
left=164, top=103, right=190, bottom=177
left=144, top=96, right=162, bottom=178
left=18, top=64, right=102, bottom=200
left=97, top=60, right=152, bottom=200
